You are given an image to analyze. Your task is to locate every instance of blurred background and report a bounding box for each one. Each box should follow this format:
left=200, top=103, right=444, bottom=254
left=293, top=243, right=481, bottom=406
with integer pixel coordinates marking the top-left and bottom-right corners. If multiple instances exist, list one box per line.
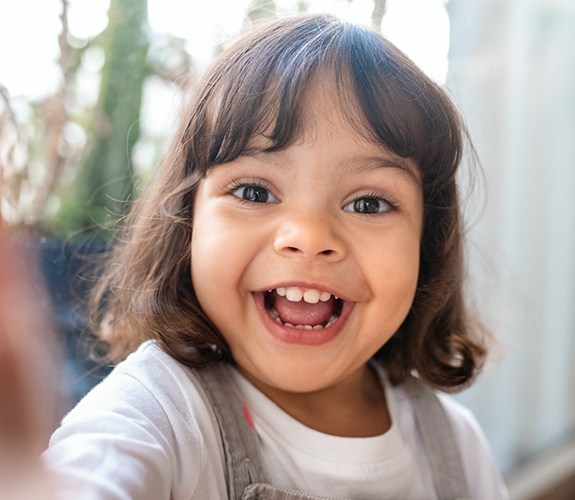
left=0, top=0, right=574, bottom=498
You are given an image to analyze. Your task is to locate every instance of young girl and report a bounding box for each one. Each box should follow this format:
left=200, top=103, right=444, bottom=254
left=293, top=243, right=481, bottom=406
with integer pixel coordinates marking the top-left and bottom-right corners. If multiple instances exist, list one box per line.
left=44, top=14, right=508, bottom=499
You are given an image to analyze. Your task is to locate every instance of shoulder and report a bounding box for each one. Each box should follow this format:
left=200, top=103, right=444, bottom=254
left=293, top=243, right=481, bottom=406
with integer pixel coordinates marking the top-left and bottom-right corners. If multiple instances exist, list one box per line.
left=436, top=393, right=488, bottom=446
left=62, top=341, right=217, bottom=434
left=436, top=393, right=509, bottom=499
left=44, top=341, right=227, bottom=499
left=378, top=369, right=508, bottom=500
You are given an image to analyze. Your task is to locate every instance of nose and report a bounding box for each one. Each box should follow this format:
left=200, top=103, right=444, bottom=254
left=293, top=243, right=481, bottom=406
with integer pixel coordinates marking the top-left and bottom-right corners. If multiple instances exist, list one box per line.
left=273, top=211, right=346, bottom=261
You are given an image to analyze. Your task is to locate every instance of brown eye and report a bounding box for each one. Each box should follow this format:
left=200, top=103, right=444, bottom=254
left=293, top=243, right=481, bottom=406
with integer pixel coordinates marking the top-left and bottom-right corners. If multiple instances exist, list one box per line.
left=232, top=184, right=277, bottom=203
left=344, top=196, right=391, bottom=214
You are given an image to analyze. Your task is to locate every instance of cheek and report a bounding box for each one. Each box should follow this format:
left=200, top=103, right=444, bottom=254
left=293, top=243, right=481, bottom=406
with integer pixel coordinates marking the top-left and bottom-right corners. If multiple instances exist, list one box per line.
left=191, top=218, right=230, bottom=298
left=190, top=202, right=260, bottom=317
left=191, top=224, right=236, bottom=340
left=367, top=230, right=421, bottom=313
left=190, top=197, right=225, bottom=307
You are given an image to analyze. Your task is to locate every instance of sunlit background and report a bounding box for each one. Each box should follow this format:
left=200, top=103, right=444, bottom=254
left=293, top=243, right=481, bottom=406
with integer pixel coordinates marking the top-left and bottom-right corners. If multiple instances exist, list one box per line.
left=1, top=1, right=575, bottom=498
left=0, top=0, right=450, bottom=225
left=1, top=0, right=449, bottom=100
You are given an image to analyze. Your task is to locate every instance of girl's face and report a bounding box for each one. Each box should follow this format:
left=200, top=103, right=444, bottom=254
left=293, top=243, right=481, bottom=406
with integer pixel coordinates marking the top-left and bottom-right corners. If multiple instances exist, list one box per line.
left=191, top=81, right=423, bottom=405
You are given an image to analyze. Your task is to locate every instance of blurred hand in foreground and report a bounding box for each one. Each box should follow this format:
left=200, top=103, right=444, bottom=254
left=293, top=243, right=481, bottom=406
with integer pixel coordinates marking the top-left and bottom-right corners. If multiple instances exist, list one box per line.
left=0, top=229, right=61, bottom=498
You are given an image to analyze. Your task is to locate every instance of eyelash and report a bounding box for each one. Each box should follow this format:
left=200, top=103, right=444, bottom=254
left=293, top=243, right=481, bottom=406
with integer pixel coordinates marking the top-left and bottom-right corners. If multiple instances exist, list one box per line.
left=344, top=192, right=399, bottom=216
left=228, top=179, right=277, bottom=205
left=228, top=180, right=399, bottom=215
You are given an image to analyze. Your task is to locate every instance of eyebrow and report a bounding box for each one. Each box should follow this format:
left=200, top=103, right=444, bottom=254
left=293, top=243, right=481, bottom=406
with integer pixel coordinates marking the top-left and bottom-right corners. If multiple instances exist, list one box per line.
left=336, top=155, right=421, bottom=185
left=242, top=147, right=421, bottom=185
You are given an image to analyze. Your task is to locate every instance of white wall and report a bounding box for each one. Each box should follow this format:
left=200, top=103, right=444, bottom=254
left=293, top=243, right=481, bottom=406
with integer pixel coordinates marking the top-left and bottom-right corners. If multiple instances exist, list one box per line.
left=447, top=0, right=575, bottom=477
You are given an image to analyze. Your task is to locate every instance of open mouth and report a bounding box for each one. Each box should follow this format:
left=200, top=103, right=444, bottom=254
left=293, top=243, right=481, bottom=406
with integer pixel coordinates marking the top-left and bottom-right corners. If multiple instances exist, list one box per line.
left=264, top=287, right=344, bottom=330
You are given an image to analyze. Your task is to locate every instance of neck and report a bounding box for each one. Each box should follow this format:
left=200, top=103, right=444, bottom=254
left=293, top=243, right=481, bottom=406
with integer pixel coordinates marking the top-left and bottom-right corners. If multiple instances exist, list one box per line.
left=242, top=364, right=391, bottom=437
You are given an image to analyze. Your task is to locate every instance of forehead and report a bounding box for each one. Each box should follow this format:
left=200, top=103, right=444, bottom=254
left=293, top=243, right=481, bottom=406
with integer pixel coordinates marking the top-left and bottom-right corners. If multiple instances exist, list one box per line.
left=196, top=26, right=453, bottom=184
left=248, top=74, right=421, bottom=183
left=249, top=71, right=369, bottom=149
left=299, top=74, right=360, bottom=135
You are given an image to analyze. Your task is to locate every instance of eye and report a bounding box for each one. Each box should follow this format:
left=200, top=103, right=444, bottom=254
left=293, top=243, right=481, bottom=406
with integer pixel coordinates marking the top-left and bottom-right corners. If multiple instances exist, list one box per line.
left=231, top=182, right=278, bottom=204
left=343, top=196, right=394, bottom=215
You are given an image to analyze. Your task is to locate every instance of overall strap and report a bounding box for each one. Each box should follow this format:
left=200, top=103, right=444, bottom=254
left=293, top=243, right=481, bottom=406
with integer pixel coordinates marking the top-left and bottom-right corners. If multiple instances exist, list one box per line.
left=404, top=377, right=471, bottom=500
left=193, top=364, right=268, bottom=499
left=193, top=363, right=470, bottom=500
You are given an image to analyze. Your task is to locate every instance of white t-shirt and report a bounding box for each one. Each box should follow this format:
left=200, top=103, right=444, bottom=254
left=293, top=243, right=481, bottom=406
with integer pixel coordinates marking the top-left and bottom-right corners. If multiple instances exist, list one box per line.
left=43, top=341, right=508, bottom=499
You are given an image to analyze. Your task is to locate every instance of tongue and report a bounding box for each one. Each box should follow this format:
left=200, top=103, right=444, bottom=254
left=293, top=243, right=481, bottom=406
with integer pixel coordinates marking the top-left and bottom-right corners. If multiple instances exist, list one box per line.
left=273, top=295, right=336, bottom=326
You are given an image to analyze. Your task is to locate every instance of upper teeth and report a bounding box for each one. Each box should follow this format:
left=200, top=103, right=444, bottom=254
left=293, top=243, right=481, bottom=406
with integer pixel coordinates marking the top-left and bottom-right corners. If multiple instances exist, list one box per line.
left=275, top=287, right=333, bottom=304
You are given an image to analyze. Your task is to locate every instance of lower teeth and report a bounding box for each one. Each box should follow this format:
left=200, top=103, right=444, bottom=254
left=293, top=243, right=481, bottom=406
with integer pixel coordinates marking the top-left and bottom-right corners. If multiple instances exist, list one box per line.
left=269, top=308, right=338, bottom=329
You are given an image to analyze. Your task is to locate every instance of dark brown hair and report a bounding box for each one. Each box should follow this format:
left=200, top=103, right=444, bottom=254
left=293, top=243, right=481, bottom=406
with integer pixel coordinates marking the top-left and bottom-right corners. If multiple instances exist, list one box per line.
left=91, top=14, right=487, bottom=391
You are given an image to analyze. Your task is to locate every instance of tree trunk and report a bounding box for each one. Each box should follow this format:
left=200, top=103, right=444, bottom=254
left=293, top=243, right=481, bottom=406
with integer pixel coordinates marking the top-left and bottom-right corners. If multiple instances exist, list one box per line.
left=71, top=0, right=149, bottom=231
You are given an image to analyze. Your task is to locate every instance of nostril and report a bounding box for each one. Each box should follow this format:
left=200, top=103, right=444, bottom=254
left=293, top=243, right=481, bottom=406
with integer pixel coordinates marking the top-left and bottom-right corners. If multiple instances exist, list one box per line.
left=285, top=247, right=335, bottom=256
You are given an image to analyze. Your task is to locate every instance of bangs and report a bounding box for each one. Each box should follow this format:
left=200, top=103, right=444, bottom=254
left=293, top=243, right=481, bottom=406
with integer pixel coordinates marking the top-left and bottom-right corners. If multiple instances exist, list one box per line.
left=185, top=14, right=462, bottom=191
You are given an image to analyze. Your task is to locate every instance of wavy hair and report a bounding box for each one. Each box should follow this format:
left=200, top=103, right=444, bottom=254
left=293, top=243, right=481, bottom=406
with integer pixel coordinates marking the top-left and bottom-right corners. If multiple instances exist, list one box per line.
left=90, top=14, right=488, bottom=391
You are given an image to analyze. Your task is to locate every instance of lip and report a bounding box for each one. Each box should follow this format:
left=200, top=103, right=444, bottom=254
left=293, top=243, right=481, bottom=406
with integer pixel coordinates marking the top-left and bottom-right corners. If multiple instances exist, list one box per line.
left=252, top=288, right=354, bottom=346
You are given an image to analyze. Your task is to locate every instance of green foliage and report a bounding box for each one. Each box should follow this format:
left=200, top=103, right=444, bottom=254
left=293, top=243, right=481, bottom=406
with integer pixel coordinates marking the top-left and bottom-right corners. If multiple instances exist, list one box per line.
left=246, top=0, right=277, bottom=22
left=67, top=0, right=150, bottom=232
